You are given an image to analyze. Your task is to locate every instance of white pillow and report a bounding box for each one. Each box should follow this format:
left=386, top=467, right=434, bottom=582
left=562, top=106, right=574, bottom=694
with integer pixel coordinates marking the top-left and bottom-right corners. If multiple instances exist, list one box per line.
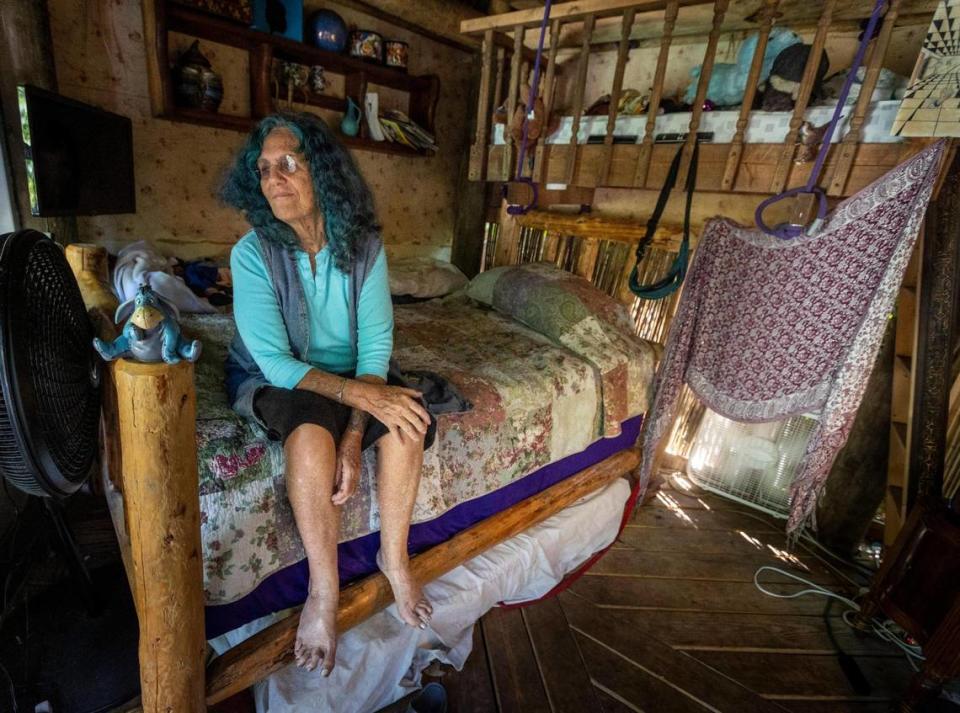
left=388, top=257, right=468, bottom=298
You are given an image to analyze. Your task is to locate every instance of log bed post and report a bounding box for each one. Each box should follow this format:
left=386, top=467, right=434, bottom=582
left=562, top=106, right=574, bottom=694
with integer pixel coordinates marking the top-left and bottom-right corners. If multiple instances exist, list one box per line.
left=633, top=0, right=679, bottom=188
left=722, top=0, right=780, bottom=190
left=113, top=360, right=206, bottom=713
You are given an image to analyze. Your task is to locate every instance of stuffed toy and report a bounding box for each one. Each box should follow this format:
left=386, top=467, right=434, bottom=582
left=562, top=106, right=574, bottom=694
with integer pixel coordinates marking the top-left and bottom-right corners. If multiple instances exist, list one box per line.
left=93, top=284, right=202, bottom=364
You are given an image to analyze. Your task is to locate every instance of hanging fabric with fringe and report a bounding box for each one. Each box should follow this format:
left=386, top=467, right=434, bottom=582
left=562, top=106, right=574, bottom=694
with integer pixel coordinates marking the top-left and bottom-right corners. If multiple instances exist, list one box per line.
left=638, top=140, right=946, bottom=532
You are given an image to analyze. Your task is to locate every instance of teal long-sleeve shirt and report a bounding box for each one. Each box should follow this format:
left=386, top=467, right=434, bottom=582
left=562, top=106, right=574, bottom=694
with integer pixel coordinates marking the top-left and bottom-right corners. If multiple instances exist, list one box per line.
left=230, top=231, right=394, bottom=388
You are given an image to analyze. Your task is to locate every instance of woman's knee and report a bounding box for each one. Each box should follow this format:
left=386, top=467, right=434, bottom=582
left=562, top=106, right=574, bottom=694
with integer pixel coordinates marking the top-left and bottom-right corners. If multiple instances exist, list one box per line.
left=377, top=427, right=424, bottom=458
left=285, top=423, right=337, bottom=466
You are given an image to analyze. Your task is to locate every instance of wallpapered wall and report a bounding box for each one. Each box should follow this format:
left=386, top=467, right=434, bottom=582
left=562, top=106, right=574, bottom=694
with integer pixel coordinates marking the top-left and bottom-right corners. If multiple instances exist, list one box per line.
left=47, top=0, right=474, bottom=261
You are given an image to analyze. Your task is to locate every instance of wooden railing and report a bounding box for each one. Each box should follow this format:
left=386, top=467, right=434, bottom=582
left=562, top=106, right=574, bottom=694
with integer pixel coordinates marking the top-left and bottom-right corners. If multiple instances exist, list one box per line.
left=461, top=0, right=936, bottom=198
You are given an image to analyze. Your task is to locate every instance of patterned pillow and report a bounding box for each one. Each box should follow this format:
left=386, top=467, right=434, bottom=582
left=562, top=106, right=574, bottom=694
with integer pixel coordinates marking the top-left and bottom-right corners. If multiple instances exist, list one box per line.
left=465, top=262, right=656, bottom=436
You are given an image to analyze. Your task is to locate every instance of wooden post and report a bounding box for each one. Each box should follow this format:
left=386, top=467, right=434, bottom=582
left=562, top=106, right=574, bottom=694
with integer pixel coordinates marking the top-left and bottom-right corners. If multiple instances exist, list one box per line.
left=722, top=0, right=780, bottom=190
left=250, top=42, right=274, bottom=119
left=564, top=14, right=596, bottom=186
left=205, top=448, right=639, bottom=704
left=678, top=0, right=729, bottom=188
left=535, top=18, right=561, bottom=184
left=634, top=0, right=679, bottom=188
left=599, top=9, right=636, bottom=186
left=469, top=30, right=496, bottom=182
left=502, top=24, right=525, bottom=181
left=827, top=0, right=901, bottom=196
left=113, top=360, right=206, bottom=713
left=770, top=0, right=837, bottom=193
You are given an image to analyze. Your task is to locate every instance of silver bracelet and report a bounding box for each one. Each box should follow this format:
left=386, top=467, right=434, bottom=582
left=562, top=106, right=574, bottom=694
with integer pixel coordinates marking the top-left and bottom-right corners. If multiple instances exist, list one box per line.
left=336, top=377, right=347, bottom=403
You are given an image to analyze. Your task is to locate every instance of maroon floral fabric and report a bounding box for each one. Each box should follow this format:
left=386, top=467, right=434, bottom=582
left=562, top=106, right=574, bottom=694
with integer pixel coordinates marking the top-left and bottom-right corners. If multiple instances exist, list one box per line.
left=640, top=140, right=945, bottom=532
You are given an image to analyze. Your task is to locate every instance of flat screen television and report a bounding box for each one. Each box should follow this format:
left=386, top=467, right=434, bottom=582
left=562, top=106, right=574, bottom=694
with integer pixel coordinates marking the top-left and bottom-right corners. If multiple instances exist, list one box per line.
left=17, top=84, right=136, bottom=216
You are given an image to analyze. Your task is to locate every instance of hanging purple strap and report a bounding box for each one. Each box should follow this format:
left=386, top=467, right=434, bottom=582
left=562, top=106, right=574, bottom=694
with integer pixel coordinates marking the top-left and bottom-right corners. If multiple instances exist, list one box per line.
left=504, top=0, right=552, bottom=216
left=756, top=0, right=888, bottom=240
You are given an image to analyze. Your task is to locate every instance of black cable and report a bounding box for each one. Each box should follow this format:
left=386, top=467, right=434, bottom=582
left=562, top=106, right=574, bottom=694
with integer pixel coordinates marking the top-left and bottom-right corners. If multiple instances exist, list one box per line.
left=824, top=598, right=871, bottom=696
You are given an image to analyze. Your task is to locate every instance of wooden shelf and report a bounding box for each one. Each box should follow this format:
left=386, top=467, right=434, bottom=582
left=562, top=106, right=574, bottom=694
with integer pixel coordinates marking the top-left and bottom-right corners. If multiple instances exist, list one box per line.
left=161, top=107, right=428, bottom=157
left=147, top=0, right=440, bottom=158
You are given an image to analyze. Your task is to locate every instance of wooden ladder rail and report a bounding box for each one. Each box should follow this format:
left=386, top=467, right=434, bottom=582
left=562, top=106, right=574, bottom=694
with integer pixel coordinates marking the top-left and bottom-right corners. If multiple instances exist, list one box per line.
left=633, top=0, right=679, bottom=188
left=677, top=0, right=730, bottom=189
left=721, top=0, right=780, bottom=190
left=770, top=0, right=838, bottom=193
left=564, top=14, right=596, bottom=186
left=469, top=29, right=495, bottom=182
left=598, top=9, right=637, bottom=186
left=828, top=0, right=902, bottom=197
left=536, top=18, right=561, bottom=184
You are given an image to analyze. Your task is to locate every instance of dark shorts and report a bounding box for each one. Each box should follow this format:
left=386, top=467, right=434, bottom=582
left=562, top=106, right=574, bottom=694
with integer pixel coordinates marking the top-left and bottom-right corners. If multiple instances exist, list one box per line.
left=252, top=372, right=437, bottom=451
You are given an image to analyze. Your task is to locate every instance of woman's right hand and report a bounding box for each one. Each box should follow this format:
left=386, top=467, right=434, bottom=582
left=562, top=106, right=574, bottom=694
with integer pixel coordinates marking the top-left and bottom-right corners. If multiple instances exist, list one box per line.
left=354, top=382, right=431, bottom=441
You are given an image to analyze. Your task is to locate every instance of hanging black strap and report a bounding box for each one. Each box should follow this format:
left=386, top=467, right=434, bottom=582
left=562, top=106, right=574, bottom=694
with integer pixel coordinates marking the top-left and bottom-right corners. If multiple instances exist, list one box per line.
left=629, top=139, right=698, bottom=300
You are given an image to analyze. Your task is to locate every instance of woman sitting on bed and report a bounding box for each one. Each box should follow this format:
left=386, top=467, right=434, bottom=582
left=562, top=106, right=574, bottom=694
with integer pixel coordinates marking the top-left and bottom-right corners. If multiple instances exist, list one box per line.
left=221, top=112, right=436, bottom=676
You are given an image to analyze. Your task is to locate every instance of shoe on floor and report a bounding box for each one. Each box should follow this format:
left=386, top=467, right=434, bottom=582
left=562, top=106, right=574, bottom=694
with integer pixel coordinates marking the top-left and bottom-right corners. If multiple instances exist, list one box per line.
left=407, top=682, right=447, bottom=713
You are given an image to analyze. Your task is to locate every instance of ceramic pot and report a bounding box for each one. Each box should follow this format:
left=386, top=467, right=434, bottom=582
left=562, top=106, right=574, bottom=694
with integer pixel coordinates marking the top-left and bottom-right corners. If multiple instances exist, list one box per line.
left=348, top=30, right=384, bottom=63
left=308, top=9, right=347, bottom=53
left=384, top=40, right=408, bottom=71
left=174, top=40, right=223, bottom=112
left=340, top=96, right=362, bottom=137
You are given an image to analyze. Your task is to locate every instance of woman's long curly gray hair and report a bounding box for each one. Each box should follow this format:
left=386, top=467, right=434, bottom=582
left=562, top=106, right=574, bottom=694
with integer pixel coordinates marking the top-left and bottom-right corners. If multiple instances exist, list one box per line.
left=221, top=112, right=380, bottom=273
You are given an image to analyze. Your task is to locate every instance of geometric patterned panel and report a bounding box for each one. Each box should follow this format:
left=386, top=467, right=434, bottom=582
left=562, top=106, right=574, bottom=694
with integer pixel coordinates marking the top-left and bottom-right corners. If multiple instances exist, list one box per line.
left=893, top=0, right=960, bottom=136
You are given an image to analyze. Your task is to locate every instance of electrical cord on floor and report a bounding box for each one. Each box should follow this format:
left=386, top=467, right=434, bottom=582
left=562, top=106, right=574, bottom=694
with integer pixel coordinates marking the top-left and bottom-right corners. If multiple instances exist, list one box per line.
left=824, top=598, right=871, bottom=695
left=753, top=566, right=925, bottom=673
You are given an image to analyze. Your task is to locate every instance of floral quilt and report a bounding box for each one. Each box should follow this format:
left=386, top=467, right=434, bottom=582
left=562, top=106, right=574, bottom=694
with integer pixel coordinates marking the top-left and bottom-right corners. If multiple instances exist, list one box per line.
left=182, top=294, right=656, bottom=605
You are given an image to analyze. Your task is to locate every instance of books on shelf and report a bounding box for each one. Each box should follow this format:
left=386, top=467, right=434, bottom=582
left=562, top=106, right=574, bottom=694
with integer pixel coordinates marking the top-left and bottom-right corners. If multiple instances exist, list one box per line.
left=377, top=110, right=437, bottom=153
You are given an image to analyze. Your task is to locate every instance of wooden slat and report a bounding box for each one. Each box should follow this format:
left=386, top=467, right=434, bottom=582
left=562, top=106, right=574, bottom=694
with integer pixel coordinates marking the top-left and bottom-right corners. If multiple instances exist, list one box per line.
left=722, top=0, right=780, bottom=190
left=828, top=0, right=902, bottom=196
left=492, top=46, right=506, bottom=124
left=690, top=651, right=911, bottom=699
left=634, top=0, right=679, bottom=187
left=575, top=236, right=600, bottom=278
left=599, top=609, right=897, bottom=656
left=618, top=526, right=794, bottom=557
left=770, top=0, right=838, bottom=193
left=678, top=0, right=730, bottom=187
left=559, top=593, right=791, bottom=713
left=502, top=23, right=525, bottom=181
left=522, top=598, right=604, bottom=713
left=536, top=18, right=562, bottom=184
left=483, top=607, right=552, bottom=713
left=569, top=574, right=835, bottom=616
left=204, top=450, right=639, bottom=705
left=599, top=9, right=636, bottom=185
left=518, top=209, right=684, bottom=249
left=442, top=625, right=498, bottom=713
left=565, top=14, right=595, bottom=186
left=469, top=29, right=495, bottom=182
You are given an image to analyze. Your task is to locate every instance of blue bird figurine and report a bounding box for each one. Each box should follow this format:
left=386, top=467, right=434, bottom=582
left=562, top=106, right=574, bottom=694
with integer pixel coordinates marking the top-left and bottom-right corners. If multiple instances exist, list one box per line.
left=93, top=284, right=202, bottom=364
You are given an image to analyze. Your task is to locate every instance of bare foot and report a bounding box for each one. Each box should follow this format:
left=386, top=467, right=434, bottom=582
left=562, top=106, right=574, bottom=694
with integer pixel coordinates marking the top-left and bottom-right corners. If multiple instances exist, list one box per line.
left=294, top=593, right=338, bottom=675
left=377, top=550, right=433, bottom=629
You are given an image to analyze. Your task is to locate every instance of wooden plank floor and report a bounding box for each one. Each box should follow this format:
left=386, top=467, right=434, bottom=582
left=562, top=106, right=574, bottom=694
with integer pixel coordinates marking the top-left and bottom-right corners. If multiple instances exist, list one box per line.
left=398, top=474, right=925, bottom=713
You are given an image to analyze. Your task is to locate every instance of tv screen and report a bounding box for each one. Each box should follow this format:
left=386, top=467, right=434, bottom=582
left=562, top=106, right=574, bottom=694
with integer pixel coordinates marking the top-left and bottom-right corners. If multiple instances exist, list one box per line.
left=17, top=85, right=136, bottom=217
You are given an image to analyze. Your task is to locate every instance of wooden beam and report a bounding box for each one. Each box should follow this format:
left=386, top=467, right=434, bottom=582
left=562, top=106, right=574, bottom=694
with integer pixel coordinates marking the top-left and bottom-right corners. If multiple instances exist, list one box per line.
left=502, top=23, right=525, bottom=181
left=827, top=0, right=902, bottom=196
left=113, top=360, right=206, bottom=713
left=469, top=30, right=496, bottom=182
left=565, top=14, right=596, bottom=185
left=205, top=448, right=640, bottom=704
left=722, top=0, right=780, bottom=190
left=535, top=18, right=561, bottom=184
left=771, top=0, right=837, bottom=192
left=634, top=0, right=679, bottom=187
left=599, top=9, right=636, bottom=186
left=460, top=0, right=709, bottom=35
left=518, top=209, right=686, bottom=250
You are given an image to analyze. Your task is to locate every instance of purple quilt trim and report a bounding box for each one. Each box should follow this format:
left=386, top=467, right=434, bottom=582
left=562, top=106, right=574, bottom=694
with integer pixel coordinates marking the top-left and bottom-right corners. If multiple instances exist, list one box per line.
left=205, top=415, right=643, bottom=638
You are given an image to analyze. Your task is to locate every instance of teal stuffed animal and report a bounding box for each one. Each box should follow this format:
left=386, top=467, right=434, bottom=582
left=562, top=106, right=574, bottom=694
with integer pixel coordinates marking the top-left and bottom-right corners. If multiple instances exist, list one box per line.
left=93, top=284, right=202, bottom=364
left=683, top=28, right=801, bottom=108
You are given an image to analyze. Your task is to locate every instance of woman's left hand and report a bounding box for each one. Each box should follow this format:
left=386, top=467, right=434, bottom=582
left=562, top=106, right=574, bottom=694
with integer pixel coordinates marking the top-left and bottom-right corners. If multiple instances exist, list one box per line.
left=332, top=432, right=362, bottom=506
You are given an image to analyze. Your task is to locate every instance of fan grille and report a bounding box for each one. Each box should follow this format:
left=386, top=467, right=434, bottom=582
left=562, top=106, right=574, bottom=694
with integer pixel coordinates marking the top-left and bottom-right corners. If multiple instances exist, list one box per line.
left=1, top=233, right=100, bottom=495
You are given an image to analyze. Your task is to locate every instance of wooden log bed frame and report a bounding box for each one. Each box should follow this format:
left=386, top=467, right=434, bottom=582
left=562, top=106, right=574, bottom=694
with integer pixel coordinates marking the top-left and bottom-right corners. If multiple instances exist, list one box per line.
left=63, top=1, right=955, bottom=710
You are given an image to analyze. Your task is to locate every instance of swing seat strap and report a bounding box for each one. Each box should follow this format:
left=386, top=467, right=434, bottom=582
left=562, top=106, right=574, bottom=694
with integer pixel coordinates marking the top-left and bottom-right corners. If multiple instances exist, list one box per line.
left=629, top=140, right=698, bottom=300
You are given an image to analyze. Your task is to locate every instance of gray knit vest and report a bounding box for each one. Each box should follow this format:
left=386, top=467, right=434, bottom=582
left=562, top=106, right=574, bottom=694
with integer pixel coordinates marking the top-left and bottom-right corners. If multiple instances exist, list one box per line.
left=225, top=230, right=383, bottom=424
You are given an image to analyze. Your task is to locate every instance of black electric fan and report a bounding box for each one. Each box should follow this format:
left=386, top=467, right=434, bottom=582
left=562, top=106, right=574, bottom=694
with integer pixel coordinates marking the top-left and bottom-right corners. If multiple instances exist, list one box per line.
left=0, top=229, right=102, bottom=619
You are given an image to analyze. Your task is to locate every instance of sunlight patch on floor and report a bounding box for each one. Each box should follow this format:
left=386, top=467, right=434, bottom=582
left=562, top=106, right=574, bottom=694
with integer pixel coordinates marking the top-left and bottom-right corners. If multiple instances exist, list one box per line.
left=655, top=491, right=696, bottom=527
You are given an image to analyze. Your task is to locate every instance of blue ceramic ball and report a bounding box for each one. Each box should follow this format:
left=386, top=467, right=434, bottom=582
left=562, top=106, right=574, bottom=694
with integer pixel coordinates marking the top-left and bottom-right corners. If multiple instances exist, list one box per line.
left=308, top=9, right=348, bottom=53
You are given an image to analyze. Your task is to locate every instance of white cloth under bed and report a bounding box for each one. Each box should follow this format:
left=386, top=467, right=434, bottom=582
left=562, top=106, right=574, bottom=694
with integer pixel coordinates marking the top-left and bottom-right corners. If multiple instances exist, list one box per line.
left=207, top=477, right=631, bottom=713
